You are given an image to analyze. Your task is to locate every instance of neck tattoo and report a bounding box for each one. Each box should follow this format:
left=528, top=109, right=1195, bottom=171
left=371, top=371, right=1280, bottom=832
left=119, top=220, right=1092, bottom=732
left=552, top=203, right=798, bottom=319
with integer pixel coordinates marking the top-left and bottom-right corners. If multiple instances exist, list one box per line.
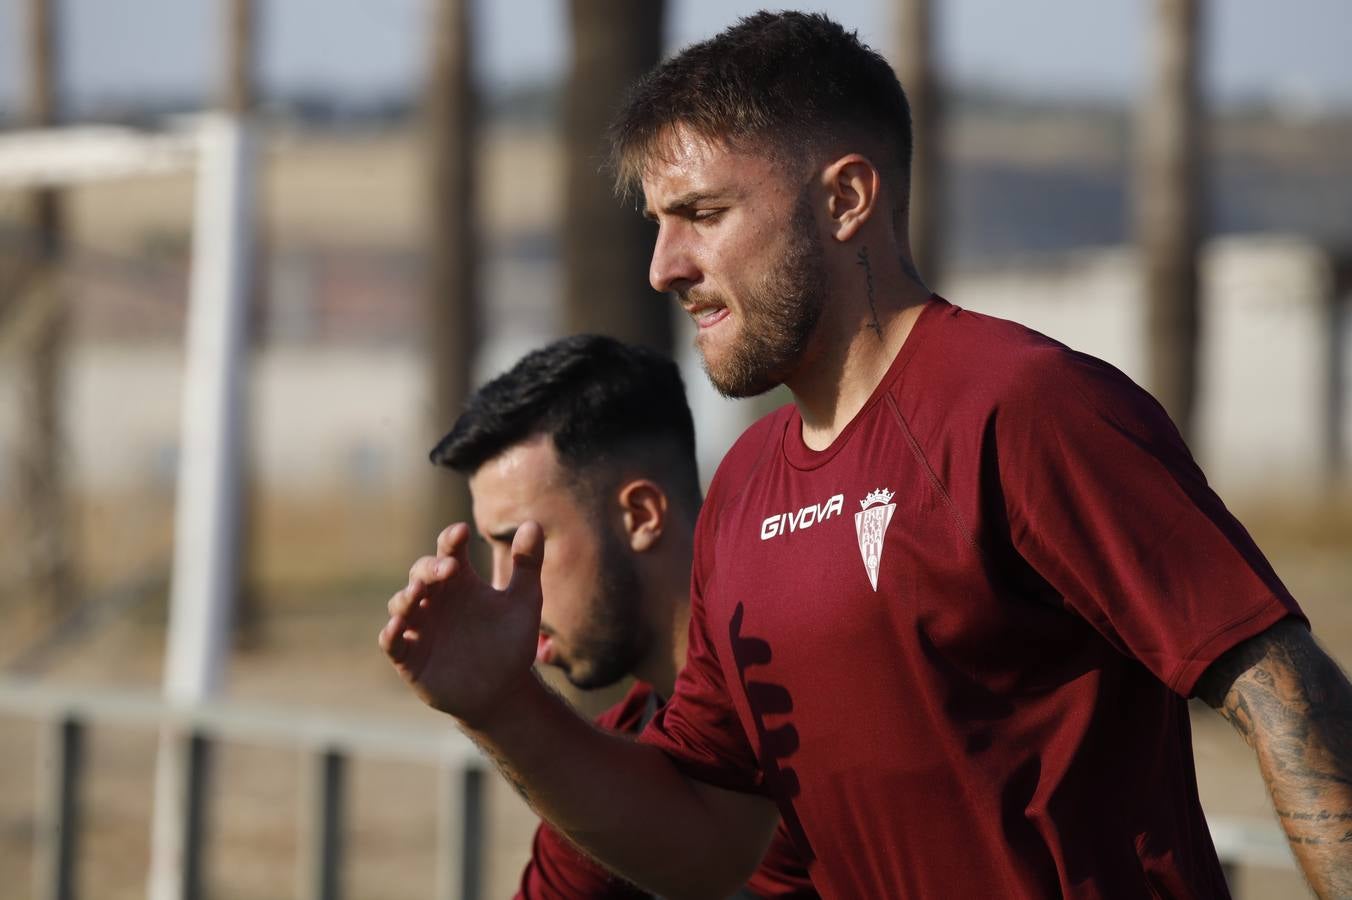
left=856, top=246, right=883, bottom=340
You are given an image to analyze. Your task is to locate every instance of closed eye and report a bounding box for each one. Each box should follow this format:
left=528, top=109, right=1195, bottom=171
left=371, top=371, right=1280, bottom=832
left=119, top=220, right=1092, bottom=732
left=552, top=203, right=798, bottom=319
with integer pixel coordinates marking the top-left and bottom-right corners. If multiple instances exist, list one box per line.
left=488, top=527, right=518, bottom=545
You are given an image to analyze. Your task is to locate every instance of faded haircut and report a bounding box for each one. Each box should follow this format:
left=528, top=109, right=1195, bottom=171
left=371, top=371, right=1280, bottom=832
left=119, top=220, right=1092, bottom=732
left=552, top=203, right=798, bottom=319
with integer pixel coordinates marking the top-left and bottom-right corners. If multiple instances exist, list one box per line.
left=607, top=10, right=913, bottom=209
left=429, top=334, right=701, bottom=514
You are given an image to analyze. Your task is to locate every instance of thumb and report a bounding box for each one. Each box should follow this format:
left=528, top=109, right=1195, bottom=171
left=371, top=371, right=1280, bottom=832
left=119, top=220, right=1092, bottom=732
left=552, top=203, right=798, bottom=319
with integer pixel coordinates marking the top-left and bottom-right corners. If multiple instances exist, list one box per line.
left=506, top=520, right=544, bottom=599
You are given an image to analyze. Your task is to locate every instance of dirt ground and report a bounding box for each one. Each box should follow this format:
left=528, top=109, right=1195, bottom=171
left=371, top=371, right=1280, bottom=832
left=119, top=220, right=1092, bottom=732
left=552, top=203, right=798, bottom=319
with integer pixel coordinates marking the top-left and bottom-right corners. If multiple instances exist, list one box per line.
left=0, top=497, right=1349, bottom=899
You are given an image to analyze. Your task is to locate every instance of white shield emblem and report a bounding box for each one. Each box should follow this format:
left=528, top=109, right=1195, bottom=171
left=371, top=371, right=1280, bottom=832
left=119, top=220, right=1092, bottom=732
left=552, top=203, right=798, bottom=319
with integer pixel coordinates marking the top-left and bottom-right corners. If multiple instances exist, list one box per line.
left=854, top=488, right=896, bottom=591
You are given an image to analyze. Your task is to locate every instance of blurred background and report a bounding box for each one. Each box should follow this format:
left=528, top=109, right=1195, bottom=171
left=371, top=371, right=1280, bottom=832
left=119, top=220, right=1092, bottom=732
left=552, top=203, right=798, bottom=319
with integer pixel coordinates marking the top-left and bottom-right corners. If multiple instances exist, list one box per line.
left=0, top=0, right=1348, bottom=897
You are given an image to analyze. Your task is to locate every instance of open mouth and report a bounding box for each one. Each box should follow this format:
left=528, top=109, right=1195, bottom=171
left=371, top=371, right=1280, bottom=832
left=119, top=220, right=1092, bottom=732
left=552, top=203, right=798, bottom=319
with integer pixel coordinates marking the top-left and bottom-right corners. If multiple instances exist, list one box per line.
left=688, top=305, right=730, bottom=329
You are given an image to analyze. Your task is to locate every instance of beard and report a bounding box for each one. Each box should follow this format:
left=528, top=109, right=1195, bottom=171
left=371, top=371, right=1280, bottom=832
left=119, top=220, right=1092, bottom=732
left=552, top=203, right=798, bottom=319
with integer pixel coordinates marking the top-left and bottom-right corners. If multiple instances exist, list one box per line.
left=690, top=191, right=828, bottom=398
left=558, top=524, right=649, bottom=690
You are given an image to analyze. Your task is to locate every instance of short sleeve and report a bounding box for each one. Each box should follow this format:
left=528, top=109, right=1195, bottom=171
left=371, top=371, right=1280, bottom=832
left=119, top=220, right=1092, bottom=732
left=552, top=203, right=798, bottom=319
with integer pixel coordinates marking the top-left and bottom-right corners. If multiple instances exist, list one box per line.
left=995, top=348, right=1305, bottom=696
left=639, top=483, right=764, bottom=794
left=515, top=823, right=649, bottom=900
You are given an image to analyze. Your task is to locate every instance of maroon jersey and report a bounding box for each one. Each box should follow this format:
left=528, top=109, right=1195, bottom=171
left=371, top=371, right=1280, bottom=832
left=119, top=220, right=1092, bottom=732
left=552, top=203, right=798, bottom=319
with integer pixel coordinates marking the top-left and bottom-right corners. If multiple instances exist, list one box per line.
left=516, top=680, right=818, bottom=899
left=640, top=297, right=1304, bottom=898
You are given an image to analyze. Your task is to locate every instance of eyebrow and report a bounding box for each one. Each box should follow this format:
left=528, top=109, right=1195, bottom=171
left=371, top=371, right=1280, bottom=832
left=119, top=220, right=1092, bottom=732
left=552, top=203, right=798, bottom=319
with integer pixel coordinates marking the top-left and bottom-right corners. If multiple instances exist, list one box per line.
left=643, top=190, right=721, bottom=221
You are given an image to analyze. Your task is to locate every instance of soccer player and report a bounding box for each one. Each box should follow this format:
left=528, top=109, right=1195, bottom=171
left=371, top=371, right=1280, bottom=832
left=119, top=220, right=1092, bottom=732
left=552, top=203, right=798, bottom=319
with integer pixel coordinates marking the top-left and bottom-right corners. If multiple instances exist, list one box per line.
left=420, top=334, right=815, bottom=899
left=383, top=12, right=1352, bottom=897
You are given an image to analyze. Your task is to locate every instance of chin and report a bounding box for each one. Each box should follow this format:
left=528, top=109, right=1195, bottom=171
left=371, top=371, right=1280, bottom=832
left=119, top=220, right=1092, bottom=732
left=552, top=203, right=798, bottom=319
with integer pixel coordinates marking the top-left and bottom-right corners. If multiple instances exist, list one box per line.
left=702, top=355, right=783, bottom=399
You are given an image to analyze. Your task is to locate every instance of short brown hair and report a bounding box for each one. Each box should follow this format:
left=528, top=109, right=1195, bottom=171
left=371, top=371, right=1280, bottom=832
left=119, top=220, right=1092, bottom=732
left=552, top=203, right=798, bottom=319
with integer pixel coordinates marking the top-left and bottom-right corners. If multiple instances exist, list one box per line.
left=608, top=11, right=913, bottom=206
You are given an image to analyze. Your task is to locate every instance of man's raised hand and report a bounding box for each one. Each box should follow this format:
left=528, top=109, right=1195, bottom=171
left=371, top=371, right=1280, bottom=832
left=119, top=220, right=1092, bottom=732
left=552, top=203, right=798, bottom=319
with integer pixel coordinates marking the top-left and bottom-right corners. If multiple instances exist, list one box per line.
left=379, top=521, right=546, bottom=727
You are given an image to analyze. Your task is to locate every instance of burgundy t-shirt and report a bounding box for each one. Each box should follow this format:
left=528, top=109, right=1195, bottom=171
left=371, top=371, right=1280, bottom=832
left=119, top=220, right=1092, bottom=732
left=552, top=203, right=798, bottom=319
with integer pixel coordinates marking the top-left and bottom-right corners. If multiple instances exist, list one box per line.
left=517, top=680, right=818, bottom=899
left=640, top=297, right=1304, bottom=899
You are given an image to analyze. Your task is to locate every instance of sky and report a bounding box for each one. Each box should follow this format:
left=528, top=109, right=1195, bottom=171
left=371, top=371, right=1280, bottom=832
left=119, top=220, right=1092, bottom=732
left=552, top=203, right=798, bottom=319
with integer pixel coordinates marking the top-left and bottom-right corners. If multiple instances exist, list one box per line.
left=0, top=0, right=1349, bottom=114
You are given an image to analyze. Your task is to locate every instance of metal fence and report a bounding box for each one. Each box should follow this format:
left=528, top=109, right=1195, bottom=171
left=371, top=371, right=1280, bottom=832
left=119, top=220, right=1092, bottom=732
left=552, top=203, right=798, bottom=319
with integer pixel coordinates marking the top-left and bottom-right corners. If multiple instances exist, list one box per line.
left=0, top=677, right=1298, bottom=900
left=0, top=677, right=487, bottom=900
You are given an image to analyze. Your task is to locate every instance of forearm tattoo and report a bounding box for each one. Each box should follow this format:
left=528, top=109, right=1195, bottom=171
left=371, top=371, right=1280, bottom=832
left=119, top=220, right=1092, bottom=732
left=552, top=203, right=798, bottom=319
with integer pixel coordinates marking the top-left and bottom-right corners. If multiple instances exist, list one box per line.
left=1196, top=619, right=1352, bottom=893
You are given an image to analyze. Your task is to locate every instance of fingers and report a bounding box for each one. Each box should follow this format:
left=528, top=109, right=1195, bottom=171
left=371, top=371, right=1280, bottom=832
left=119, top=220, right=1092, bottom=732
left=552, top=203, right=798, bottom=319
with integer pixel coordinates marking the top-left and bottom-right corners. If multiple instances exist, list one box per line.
left=377, top=614, right=407, bottom=658
left=506, top=520, right=545, bottom=597
left=436, top=522, right=472, bottom=560
left=388, top=580, right=425, bottom=619
left=392, top=553, right=459, bottom=627
left=408, top=554, right=456, bottom=587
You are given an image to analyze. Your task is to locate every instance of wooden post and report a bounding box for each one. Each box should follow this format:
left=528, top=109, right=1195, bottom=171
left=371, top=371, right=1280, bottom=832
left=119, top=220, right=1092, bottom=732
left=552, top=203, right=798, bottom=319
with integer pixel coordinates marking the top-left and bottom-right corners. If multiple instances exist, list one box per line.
left=895, top=0, right=944, bottom=287
left=33, top=714, right=83, bottom=900
left=425, top=0, right=479, bottom=535
left=222, top=0, right=263, bottom=647
left=562, top=0, right=669, bottom=351
left=1137, top=0, right=1203, bottom=439
left=223, top=0, right=255, bottom=115
left=12, top=0, right=74, bottom=625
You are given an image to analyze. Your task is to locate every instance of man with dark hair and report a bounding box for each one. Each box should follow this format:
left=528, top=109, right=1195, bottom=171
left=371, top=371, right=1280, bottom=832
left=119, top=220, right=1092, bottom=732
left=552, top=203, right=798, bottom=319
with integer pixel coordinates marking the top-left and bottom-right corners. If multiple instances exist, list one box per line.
left=421, top=334, right=815, bottom=899
left=383, top=12, right=1352, bottom=898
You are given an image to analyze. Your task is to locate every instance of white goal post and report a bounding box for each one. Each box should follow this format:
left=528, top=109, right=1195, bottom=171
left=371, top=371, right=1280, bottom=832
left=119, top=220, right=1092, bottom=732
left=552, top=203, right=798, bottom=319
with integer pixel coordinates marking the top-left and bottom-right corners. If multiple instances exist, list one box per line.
left=0, top=113, right=257, bottom=900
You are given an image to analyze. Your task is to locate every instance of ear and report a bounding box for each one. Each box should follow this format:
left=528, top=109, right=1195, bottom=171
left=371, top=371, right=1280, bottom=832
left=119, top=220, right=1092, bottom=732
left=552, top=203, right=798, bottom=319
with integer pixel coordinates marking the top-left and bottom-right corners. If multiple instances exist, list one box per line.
left=821, top=153, right=882, bottom=243
left=616, top=479, right=668, bottom=553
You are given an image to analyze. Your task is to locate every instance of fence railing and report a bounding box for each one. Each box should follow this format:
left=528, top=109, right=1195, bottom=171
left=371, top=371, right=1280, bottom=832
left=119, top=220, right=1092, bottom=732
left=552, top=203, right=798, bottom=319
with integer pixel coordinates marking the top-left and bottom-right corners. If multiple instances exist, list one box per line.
left=0, top=677, right=487, bottom=900
left=0, top=677, right=1298, bottom=900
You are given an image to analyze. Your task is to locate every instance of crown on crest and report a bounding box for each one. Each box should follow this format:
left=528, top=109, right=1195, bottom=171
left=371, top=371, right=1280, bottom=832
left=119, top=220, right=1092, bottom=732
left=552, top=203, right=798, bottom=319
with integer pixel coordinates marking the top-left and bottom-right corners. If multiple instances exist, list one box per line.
left=860, top=487, right=895, bottom=509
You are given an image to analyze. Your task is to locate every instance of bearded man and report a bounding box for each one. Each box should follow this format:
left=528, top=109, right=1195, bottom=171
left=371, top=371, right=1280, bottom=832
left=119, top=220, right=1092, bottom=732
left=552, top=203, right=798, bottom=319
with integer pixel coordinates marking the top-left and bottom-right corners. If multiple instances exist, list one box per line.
left=383, top=12, right=1352, bottom=898
left=422, top=334, right=815, bottom=899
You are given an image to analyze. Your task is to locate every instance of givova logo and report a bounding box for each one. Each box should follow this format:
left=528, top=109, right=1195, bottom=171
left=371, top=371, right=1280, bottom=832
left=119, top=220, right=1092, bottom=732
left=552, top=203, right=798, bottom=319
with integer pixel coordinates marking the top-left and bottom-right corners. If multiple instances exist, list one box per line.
left=760, top=493, right=845, bottom=540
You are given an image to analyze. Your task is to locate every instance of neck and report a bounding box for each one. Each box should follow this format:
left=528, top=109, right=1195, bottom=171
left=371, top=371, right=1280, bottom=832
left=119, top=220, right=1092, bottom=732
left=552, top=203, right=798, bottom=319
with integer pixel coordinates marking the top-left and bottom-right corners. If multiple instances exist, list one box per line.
left=787, top=248, right=931, bottom=450
left=630, top=524, right=694, bottom=698
left=632, top=599, right=689, bottom=698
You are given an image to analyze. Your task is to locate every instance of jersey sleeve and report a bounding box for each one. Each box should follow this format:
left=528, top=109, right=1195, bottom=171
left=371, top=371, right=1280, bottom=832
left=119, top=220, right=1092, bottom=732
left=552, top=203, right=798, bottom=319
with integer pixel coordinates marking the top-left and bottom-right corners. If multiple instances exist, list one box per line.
left=515, top=823, right=651, bottom=900
left=994, top=347, right=1305, bottom=697
left=639, top=478, right=765, bottom=795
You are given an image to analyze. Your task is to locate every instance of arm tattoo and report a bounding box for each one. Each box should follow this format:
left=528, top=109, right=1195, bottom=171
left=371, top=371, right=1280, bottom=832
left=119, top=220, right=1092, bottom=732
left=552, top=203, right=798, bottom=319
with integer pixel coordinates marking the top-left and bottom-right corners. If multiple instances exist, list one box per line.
left=855, top=246, right=883, bottom=340
left=1196, top=619, right=1352, bottom=893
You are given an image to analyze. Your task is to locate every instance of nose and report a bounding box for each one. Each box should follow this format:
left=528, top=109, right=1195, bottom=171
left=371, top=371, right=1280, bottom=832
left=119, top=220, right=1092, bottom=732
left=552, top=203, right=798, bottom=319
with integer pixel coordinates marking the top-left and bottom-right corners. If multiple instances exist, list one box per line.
left=490, top=546, right=511, bottom=591
left=649, top=224, right=700, bottom=295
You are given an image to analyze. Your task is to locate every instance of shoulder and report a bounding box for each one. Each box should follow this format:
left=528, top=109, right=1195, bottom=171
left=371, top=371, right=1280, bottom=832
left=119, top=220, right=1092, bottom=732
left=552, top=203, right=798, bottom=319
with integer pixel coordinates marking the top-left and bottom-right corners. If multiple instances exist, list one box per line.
left=926, top=303, right=1164, bottom=428
left=931, top=304, right=1100, bottom=400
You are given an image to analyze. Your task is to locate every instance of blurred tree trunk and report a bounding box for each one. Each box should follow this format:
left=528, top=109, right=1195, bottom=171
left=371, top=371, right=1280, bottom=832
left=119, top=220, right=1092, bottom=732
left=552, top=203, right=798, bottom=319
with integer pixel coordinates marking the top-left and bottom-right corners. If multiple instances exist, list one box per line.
left=223, top=0, right=261, bottom=645
left=895, top=0, right=943, bottom=287
left=11, top=0, right=74, bottom=621
left=1137, top=0, right=1203, bottom=440
left=223, top=0, right=254, bottom=115
left=563, top=0, right=669, bottom=351
left=425, top=0, right=478, bottom=535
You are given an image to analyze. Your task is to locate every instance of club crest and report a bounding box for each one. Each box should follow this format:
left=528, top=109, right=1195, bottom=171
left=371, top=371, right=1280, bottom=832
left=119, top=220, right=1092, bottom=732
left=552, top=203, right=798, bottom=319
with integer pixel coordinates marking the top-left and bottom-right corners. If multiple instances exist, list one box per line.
left=854, top=488, right=896, bottom=591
